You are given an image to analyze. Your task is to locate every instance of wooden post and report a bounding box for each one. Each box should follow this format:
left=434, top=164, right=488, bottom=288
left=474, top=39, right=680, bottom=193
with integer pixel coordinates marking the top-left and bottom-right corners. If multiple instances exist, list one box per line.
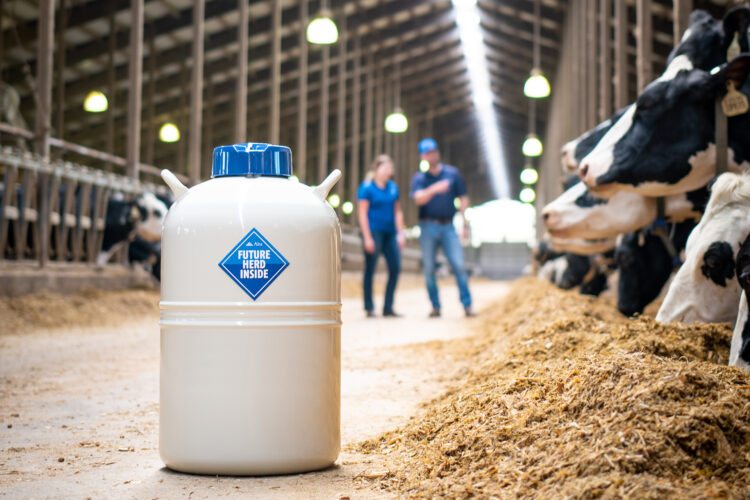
left=349, top=17, right=361, bottom=218
left=189, top=0, right=205, bottom=184
left=145, top=24, right=157, bottom=165
left=235, top=0, right=249, bottom=142
left=318, top=45, right=330, bottom=182
left=127, top=0, right=144, bottom=179
left=599, top=0, right=612, bottom=120
left=673, top=0, right=692, bottom=44
left=614, top=0, right=629, bottom=108
left=296, top=0, right=309, bottom=182
left=55, top=0, right=67, bottom=141
left=587, top=0, right=598, bottom=128
left=269, top=0, right=281, bottom=144
left=335, top=6, right=346, bottom=199
left=364, top=51, right=374, bottom=168
left=375, top=66, right=384, bottom=156
left=107, top=3, right=116, bottom=156
left=636, top=0, right=652, bottom=92
left=36, top=0, right=55, bottom=267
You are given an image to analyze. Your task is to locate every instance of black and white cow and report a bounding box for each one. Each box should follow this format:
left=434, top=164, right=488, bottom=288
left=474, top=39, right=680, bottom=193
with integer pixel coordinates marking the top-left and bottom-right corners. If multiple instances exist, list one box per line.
left=615, top=220, right=696, bottom=317
left=730, top=233, right=750, bottom=371
left=542, top=180, right=706, bottom=240
left=537, top=251, right=612, bottom=296
left=97, top=192, right=167, bottom=280
left=579, top=53, right=750, bottom=197
left=561, top=107, right=629, bottom=173
left=547, top=235, right=618, bottom=255
left=656, top=173, right=750, bottom=323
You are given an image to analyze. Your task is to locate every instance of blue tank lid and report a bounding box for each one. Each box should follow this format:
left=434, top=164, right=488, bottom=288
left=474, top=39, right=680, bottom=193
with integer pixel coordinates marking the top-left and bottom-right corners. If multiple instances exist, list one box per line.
left=211, top=143, right=293, bottom=178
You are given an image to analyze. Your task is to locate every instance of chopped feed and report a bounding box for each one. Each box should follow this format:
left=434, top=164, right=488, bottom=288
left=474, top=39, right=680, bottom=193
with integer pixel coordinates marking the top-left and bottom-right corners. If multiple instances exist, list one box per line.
left=358, top=278, right=750, bottom=499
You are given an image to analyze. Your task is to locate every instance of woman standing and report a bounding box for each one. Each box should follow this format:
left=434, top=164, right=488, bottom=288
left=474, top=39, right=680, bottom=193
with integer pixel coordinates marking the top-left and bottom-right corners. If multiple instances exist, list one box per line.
left=357, top=154, right=406, bottom=317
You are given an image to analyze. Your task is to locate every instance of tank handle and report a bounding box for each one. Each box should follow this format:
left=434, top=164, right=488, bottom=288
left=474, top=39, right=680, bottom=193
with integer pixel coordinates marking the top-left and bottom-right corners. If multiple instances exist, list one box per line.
left=312, top=169, right=342, bottom=200
left=161, top=169, right=189, bottom=198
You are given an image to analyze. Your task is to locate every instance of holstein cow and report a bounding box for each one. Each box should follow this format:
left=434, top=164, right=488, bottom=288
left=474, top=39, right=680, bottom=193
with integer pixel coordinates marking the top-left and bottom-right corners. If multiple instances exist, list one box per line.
left=542, top=180, right=706, bottom=240
left=537, top=252, right=613, bottom=296
left=730, top=234, right=750, bottom=371
left=615, top=220, right=696, bottom=316
left=561, top=107, right=628, bottom=173
left=547, top=235, right=618, bottom=255
left=97, top=192, right=167, bottom=279
left=656, top=173, right=750, bottom=324
left=579, top=53, right=750, bottom=197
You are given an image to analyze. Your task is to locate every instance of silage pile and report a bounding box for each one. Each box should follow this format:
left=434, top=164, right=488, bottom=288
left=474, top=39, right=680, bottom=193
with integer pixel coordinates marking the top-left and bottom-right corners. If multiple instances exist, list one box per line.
left=358, top=278, right=750, bottom=499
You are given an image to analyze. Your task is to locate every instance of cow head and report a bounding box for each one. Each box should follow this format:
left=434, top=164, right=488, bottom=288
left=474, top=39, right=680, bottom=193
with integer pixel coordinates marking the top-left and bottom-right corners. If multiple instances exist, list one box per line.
left=135, top=192, right=167, bottom=242
left=579, top=54, right=750, bottom=197
left=668, top=7, right=750, bottom=72
left=560, top=107, right=629, bottom=173
left=656, top=172, right=750, bottom=323
left=542, top=182, right=653, bottom=239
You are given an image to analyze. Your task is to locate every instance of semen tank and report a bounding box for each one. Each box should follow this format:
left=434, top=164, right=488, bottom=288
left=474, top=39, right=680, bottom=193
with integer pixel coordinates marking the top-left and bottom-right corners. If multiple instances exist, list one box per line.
left=158, top=143, right=342, bottom=475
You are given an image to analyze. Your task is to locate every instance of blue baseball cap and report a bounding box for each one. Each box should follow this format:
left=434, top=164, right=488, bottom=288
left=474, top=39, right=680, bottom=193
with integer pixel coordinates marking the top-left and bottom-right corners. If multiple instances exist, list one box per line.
left=418, top=138, right=438, bottom=154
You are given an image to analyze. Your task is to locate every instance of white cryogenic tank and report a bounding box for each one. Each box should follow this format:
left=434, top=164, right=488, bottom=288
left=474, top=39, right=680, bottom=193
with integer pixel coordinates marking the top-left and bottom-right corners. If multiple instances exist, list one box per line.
left=159, top=143, right=342, bottom=475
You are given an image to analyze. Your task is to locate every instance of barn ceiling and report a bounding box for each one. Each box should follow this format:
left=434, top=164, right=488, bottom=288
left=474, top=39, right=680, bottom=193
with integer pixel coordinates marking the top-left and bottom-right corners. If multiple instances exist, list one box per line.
left=0, top=0, right=731, bottom=203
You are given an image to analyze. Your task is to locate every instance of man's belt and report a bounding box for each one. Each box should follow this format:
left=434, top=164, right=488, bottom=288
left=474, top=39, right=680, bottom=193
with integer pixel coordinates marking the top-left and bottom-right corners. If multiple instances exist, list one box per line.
left=420, top=218, right=453, bottom=224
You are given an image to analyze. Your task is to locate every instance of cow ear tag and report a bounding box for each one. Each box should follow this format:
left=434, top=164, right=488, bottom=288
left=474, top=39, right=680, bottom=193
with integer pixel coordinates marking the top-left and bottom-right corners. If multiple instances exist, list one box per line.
left=722, top=81, right=749, bottom=117
left=727, top=32, right=741, bottom=61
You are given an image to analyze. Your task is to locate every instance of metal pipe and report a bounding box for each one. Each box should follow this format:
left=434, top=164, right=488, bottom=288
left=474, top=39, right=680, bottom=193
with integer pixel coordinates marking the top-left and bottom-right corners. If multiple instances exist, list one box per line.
left=126, top=0, right=144, bottom=179
left=56, top=0, right=68, bottom=141
left=235, top=0, right=249, bottom=142
left=189, top=0, right=205, bottom=184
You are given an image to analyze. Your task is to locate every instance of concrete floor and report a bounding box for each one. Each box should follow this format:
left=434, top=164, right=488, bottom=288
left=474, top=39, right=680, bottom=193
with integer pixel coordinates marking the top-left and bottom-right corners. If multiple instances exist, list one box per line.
left=0, top=280, right=509, bottom=499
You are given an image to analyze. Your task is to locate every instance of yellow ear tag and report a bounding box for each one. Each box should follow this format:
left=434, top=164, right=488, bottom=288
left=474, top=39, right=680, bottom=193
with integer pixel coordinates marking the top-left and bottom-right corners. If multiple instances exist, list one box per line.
left=722, top=80, right=749, bottom=117
left=727, top=32, right=741, bottom=60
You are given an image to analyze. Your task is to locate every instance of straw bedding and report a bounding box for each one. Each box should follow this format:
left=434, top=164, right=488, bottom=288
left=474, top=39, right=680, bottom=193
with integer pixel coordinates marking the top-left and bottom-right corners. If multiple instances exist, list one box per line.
left=358, top=278, right=750, bottom=499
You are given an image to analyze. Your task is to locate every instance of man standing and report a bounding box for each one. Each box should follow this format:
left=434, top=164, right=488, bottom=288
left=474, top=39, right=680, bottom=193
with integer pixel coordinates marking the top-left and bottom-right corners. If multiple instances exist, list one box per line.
left=410, top=138, right=475, bottom=317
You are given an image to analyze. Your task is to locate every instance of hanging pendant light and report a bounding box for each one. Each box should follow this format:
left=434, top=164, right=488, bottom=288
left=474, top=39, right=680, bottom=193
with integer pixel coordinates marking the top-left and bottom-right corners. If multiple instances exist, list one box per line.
left=159, top=122, right=181, bottom=143
left=83, top=91, right=108, bottom=112
left=520, top=187, right=536, bottom=203
left=342, top=201, right=354, bottom=215
left=385, top=46, right=408, bottom=133
left=524, top=69, right=551, bottom=98
left=307, top=0, right=338, bottom=45
left=520, top=166, right=539, bottom=184
left=385, top=107, right=408, bottom=133
left=524, top=0, right=551, bottom=99
left=522, top=133, right=543, bottom=157
left=419, top=159, right=430, bottom=172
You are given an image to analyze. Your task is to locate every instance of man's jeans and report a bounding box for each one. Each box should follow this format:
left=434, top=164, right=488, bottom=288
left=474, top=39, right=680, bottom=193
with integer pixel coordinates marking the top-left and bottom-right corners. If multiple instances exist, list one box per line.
left=363, top=231, right=401, bottom=313
left=418, top=220, right=472, bottom=310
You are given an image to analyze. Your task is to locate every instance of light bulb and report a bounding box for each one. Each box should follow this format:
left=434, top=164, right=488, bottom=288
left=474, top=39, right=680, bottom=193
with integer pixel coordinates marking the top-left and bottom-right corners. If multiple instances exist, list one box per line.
left=306, top=15, right=338, bottom=45
left=522, top=134, right=543, bottom=157
left=520, top=187, right=536, bottom=203
left=384, top=109, right=408, bottom=133
left=419, top=160, right=430, bottom=172
left=520, top=167, right=539, bottom=185
left=159, top=123, right=180, bottom=143
left=83, top=91, right=108, bottom=113
left=524, top=68, right=551, bottom=98
left=327, top=193, right=341, bottom=208
left=342, top=201, right=354, bottom=215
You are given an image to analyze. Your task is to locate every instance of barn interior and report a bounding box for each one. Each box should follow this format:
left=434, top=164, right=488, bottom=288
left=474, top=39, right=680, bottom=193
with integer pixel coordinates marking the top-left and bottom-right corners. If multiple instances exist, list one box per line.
left=3, top=0, right=750, bottom=498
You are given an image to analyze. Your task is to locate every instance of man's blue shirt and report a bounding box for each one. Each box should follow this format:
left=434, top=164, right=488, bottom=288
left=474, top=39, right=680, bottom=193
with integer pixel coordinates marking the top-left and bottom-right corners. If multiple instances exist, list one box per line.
left=357, top=179, right=399, bottom=233
left=410, top=164, right=467, bottom=220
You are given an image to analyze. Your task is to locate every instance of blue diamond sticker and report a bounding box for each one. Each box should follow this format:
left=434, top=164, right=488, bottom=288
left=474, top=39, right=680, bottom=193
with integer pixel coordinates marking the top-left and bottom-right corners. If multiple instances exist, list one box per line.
left=219, top=228, right=289, bottom=300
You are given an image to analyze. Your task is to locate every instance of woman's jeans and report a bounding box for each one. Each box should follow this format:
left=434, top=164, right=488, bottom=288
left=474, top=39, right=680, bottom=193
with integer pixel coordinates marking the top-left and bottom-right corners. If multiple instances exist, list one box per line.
left=418, top=220, right=472, bottom=310
left=363, top=231, right=401, bottom=313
